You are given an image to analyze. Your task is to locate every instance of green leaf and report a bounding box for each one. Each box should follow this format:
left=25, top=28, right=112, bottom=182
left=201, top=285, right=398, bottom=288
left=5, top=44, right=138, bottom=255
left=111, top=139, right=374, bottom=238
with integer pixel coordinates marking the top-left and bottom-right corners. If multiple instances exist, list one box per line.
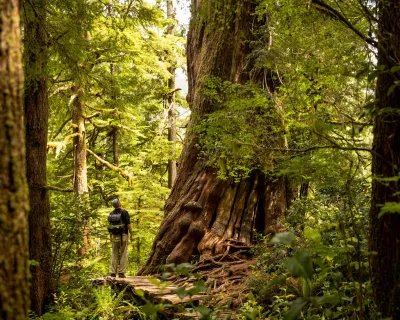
left=311, top=294, right=340, bottom=306
left=390, top=65, right=400, bottom=73
left=285, top=251, right=314, bottom=279
left=304, top=228, right=321, bottom=245
left=271, top=232, right=296, bottom=245
left=379, top=202, right=400, bottom=218
left=284, top=298, right=308, bottom=320
left=29, top=259, right=40, bottom=266
left=387, top=84, right=398, bottom=96
left=142, top=302, right=159, bottom=316
left=160, top=272, right=172, bottom=280
left=174, top=287, right=188, bottom=299
left=134, top=289, right=145, bottom=297
left=195, top=305, right=212, bottom=317
left=148, top=277, right=161, bottom=287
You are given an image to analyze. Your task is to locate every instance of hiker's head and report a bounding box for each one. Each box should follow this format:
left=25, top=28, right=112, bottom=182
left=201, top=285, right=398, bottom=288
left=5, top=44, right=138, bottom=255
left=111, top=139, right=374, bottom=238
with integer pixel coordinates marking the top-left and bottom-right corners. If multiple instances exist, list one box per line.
left=112, top=198, right=121, bottom=208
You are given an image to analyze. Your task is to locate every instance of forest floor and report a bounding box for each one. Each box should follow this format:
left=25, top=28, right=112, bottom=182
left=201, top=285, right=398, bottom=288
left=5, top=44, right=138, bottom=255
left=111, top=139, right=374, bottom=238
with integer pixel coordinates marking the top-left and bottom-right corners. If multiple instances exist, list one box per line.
left=93, top=251, right=256, bottom=319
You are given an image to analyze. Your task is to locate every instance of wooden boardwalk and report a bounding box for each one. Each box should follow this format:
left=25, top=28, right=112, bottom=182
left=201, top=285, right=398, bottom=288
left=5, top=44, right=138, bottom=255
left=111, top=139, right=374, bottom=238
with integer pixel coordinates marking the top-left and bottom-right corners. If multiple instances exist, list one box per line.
left=92, top=276, right=208, bottom=305
left=91, top=276, right=236, bottom=319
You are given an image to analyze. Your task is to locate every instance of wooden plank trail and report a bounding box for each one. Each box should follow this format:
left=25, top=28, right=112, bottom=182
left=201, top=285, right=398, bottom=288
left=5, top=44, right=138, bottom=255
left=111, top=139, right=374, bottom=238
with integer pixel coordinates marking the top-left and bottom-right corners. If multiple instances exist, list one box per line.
left=92, top=276, right=208, bottom=305
left=91, top=276, right=236, bottom=319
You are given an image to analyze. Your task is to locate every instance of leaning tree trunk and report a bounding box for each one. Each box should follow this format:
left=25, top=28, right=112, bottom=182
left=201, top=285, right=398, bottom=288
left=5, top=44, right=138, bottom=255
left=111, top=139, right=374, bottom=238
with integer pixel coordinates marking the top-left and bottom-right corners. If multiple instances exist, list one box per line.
left=139, top=0, right=287, bottom=275
left=23, top=0, right=52, bottom=315
left=369, top=0, right=400, bottom=317
left=0, top=0, right=31, bottom=318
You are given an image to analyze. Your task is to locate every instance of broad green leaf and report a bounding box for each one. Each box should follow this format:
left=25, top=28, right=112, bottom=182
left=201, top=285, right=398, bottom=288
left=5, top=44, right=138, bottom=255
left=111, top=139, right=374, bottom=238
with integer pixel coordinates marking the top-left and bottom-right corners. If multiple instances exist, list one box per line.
left=142, top=302, right=159, bottom=316
left=284, top=297, right=308, bottom=320
left=195, top=305, right=212, bottom=317
left=311, top=294, right=340, bottom=305
left=271, top=232, right=296, bottom=245
left=134, top=289, right=145, bottom=297
left=174, top=287, right=188, bottom=299
left=285, top=251, right=314, bottom=279
left=304, top=228, right=321, bottom=244
left=387, top=84, right=398, bottom=96
left=390, top=65, right=400, bottom=73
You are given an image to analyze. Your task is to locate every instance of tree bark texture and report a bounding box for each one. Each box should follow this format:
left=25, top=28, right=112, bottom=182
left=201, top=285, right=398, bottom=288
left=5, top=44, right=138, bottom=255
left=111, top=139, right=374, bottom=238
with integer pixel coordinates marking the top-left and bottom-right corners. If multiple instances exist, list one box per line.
left=167, top=0, right=177, bottom=188
left=112, top=127, right=119, bottom=166
left=369, top=0, right=400, bottom=317
left=72, top=87, right=88, bottom=197
left=110, top=63, right=119, bottom=166
left=23, top=0, right=52, bottom=315
left=139, top=0, right=287, bottom=275
left=72, top=86, right=91, bottom=254
left=0, top=0, right=31, bottom=318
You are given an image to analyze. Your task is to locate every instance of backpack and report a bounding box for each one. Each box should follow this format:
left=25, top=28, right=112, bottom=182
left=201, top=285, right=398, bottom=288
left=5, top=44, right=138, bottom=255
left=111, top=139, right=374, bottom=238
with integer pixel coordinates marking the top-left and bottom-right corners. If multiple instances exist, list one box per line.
left=107, top=210, right=125, bottom=235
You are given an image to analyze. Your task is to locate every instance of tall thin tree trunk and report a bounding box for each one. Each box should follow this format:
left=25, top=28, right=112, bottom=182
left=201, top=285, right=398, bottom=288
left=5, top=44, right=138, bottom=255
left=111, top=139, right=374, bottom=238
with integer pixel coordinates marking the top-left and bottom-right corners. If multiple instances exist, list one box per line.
left=23, top=0, right=52, bottom=315
left=112, top=128, right=119, bottom=166
left=167, top=0, right=177, bottom=188
left=139, top=0, right=287, bottom=275
left=0, top=0, right=30, bottom=318
left=72, top=86, right=88, bottom=196
left=110, top=63, right=119, bottom=166
left=72, top=86, right=90, bottom=254
left=369, top=1, right=400, bottom=317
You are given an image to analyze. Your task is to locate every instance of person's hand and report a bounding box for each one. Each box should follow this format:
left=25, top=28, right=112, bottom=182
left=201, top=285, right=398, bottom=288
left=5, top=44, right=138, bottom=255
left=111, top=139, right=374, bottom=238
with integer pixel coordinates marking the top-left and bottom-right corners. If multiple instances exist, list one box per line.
left=130, top=234, right=134, bottom=242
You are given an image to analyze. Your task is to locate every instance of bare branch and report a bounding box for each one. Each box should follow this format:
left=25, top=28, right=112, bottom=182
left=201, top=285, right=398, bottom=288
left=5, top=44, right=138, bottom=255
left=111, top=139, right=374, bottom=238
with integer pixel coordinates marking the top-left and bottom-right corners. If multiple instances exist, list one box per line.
left=51, top=117, right=72, bottom=140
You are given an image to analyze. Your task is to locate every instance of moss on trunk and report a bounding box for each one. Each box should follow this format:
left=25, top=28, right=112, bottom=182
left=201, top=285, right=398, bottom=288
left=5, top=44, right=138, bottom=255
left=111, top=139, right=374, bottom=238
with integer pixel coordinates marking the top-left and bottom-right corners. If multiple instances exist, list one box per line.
left=0, top=0, right=31, bottom=318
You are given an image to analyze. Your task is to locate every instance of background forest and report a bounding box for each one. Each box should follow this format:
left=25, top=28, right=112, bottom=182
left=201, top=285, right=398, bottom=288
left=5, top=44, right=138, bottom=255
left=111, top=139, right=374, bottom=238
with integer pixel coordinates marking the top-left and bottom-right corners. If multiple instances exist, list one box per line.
left=1, top=0, right=400, bottom=319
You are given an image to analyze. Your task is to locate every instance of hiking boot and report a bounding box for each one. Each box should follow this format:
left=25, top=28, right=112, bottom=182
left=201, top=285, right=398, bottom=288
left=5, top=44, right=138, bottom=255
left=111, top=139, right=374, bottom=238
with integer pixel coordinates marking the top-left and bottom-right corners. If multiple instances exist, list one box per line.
left=110, top=273, right=116, bottom=277
left=118, top=273, right=126, bottom=278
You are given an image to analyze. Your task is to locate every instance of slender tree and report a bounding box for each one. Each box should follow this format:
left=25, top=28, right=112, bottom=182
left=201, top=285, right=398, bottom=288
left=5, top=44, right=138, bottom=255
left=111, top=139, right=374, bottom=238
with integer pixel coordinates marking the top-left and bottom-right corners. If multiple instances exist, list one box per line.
left=71, top=86, right=91, bottom=254
left=139, top=0, right=287, bottom=275
left=0, top=0, right=30, bottom=318
left=23, top=0, right=52, bottom=315
left=166, top=0, right=177, bottom=188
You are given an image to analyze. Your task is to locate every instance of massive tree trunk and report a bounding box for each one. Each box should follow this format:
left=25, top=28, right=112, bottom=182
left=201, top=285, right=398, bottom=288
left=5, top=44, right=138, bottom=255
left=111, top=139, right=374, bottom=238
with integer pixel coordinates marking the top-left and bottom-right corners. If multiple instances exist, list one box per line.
left=0, top=0, right=31, bottom=318
left=23, top=0, right=52, bottom=315
left=167, top=0, right=177, bottom=188
left=369, top=0, right=400, bottom=317
left=139, top=0, right=287, bottom=275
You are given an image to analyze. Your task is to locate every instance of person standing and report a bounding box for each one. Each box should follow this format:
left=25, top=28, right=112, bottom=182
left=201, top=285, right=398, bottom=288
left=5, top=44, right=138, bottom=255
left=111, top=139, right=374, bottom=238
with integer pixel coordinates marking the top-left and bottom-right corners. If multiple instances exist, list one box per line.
left=107, top=198, right=133, bottom=278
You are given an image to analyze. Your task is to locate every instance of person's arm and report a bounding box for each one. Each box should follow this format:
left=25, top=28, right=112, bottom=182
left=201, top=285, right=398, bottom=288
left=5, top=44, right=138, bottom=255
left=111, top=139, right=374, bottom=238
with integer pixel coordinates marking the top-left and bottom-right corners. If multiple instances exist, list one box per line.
left=128, top=223, right=134, bottom=242
left=125, top=210, right=134, bottom=242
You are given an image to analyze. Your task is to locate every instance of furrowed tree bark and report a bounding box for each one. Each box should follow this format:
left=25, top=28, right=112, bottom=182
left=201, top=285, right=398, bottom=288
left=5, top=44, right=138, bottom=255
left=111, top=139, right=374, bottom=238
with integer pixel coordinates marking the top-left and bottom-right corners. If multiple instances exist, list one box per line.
left=23, top=0, right=52, bottom=315
left=369, top=0, right=400, bottom=317
left=0, top=0, right=31, bottom=318
left=139, top=0, right=287, bottom=275
left=167, top=0, right=177, bottom=188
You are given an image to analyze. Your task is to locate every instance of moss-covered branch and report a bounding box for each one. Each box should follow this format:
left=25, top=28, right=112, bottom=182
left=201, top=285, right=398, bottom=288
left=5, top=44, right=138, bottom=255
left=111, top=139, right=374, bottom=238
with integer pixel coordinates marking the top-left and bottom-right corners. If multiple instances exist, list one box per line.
left=87, top=149, right=134, bottom=184
left=45, top=186, right=74, bottom=192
